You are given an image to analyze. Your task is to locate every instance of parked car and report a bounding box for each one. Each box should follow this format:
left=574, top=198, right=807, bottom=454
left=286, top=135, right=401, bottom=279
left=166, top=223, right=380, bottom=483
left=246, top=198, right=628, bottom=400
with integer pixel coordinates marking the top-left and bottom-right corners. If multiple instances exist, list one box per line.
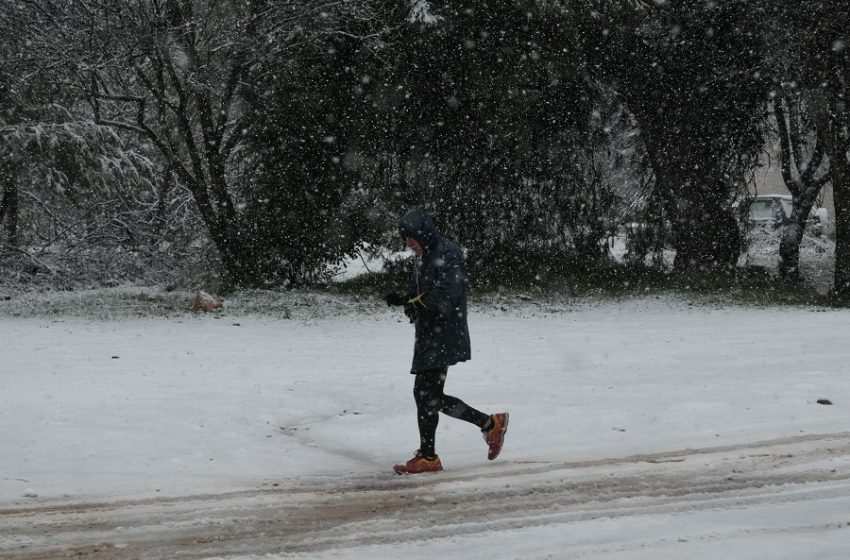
left=748, top=194, right=792, bottom=227
left=746, top=194, right=828, bottom=237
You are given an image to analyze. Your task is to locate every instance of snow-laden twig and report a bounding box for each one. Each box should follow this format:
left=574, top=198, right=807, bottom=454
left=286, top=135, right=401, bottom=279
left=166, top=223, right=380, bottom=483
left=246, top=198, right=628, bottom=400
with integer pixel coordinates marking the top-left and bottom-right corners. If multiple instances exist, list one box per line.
left=0, top=244, right=60, bottom=276
left=408, top=0, right=442, bottom=26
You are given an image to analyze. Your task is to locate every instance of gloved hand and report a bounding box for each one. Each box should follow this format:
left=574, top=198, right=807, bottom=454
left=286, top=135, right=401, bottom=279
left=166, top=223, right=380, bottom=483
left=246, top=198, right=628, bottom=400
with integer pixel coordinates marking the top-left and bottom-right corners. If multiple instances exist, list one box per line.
left=383, top=292, right=406, bottom=306
left=403, top=303, right=418, bottom=323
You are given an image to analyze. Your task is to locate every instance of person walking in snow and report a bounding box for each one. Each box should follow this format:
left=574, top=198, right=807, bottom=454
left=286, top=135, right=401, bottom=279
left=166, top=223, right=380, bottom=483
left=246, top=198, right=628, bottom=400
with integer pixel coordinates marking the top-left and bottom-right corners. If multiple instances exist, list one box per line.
left=384, top=208, right=508, bottom=474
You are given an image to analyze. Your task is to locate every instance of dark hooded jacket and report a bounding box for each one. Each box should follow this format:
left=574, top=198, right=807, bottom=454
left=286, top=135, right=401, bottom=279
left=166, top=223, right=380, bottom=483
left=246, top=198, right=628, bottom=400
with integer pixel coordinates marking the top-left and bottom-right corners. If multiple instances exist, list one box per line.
left=398, top=209, right=471, bottom=373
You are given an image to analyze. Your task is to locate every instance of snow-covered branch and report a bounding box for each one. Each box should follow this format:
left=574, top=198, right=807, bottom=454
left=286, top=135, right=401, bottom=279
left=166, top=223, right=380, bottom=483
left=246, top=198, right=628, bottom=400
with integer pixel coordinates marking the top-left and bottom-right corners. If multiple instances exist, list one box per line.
left=407, top=0, right=442, bottom=25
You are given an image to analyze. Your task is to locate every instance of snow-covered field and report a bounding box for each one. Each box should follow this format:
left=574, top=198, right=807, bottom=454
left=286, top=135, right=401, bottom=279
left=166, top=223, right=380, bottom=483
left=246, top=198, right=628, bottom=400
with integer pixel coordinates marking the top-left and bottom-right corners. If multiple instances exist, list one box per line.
left=2, top=294, right=849, bottom=559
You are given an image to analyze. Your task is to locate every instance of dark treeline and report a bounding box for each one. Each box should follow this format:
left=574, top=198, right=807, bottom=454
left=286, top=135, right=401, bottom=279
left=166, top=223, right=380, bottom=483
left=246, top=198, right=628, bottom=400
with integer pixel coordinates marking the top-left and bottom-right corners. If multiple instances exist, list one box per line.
left=1, top=0, right=848, bottom=295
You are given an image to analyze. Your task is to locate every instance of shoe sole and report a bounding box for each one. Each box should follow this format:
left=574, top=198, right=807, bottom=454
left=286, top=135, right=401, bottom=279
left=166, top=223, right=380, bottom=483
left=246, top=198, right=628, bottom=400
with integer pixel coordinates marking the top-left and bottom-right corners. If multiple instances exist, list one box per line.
left=393, top=466, right=443, bottom=474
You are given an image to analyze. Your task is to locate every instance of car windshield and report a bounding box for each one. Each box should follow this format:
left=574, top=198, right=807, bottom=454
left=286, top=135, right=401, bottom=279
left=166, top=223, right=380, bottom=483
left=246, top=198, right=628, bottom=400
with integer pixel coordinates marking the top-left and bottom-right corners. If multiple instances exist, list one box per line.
left=750, top=201, right=779, bottom=220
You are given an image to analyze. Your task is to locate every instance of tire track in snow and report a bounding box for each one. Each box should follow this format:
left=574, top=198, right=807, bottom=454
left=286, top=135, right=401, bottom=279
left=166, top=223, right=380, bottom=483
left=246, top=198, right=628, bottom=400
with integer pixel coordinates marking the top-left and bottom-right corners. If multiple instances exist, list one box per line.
left=1, top=432, right=849, bottom=559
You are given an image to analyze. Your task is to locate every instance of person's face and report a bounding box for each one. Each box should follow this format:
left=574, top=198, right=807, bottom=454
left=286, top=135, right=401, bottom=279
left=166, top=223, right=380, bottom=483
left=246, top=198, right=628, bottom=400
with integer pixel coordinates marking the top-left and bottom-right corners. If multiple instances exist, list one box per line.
left=405, top=237, right=423, bottom=256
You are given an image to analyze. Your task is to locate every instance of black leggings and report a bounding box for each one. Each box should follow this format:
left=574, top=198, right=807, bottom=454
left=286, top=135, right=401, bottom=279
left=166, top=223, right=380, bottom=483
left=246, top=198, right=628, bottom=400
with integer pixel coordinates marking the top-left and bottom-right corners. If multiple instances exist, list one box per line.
left=413, top=367, right=490, bottom=458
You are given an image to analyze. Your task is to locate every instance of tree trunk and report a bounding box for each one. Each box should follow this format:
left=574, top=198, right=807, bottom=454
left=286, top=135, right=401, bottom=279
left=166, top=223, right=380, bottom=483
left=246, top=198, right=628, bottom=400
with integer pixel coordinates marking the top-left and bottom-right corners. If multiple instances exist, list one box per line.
left=0, top=170, right=19, bottom=247
left=623, top=91, right=742, bottom=272
left=207, top=217, right=257, bottom=287
left=774, top=96, right=828, bottom=281
left=831, top=159, right=850, bottom=297
left=673, top=195, right=741, bottom=271
left=778, top=197, right=818, bottom=281
left=0, top=186, right=7, bottom=234
left=814, top=99, right=850, bottom=298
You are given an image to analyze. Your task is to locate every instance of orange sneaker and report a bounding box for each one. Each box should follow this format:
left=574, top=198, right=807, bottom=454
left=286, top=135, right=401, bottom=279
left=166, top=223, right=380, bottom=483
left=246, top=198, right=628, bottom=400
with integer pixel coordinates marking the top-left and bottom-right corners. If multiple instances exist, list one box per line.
left=393, top=450, right=443, bottom=474
left=483, top=412, right=509, bottom=460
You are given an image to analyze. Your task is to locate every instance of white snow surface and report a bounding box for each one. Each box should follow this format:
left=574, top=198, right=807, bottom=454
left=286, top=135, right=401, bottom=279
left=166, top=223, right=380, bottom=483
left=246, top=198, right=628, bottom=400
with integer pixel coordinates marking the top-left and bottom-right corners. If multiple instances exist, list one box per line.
left=2, top=294, right=850, bottom=558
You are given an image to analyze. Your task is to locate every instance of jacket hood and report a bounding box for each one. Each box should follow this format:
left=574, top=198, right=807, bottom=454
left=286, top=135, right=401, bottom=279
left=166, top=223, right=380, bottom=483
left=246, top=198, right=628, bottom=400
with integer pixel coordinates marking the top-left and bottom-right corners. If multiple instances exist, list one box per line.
left=399, top=208, right=440, bottom=250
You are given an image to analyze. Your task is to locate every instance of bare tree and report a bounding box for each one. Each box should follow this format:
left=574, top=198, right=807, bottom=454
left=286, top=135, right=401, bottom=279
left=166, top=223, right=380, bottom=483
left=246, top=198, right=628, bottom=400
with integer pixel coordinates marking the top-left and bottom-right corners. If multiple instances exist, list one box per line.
left=773, top=92, right=831, bottom=281
left=74, top=0, right=381, bottom=285
left=76, top=0, right=261, bottom=283
left=1, top=2, right=152, bottom=255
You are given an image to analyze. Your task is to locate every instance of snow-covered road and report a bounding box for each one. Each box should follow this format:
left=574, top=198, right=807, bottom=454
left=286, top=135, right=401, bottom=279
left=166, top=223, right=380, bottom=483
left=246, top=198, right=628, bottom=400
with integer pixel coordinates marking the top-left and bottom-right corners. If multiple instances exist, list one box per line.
left=2, top=432, right=849, bottom=559
left=1, top=296, right=849, bottom=558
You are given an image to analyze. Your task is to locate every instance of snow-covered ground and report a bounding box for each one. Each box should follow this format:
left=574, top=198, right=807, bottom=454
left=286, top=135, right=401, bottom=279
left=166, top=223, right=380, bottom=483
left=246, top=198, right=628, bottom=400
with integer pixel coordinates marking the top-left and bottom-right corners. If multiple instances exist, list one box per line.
left=1, top=295, right=849, bottom=559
